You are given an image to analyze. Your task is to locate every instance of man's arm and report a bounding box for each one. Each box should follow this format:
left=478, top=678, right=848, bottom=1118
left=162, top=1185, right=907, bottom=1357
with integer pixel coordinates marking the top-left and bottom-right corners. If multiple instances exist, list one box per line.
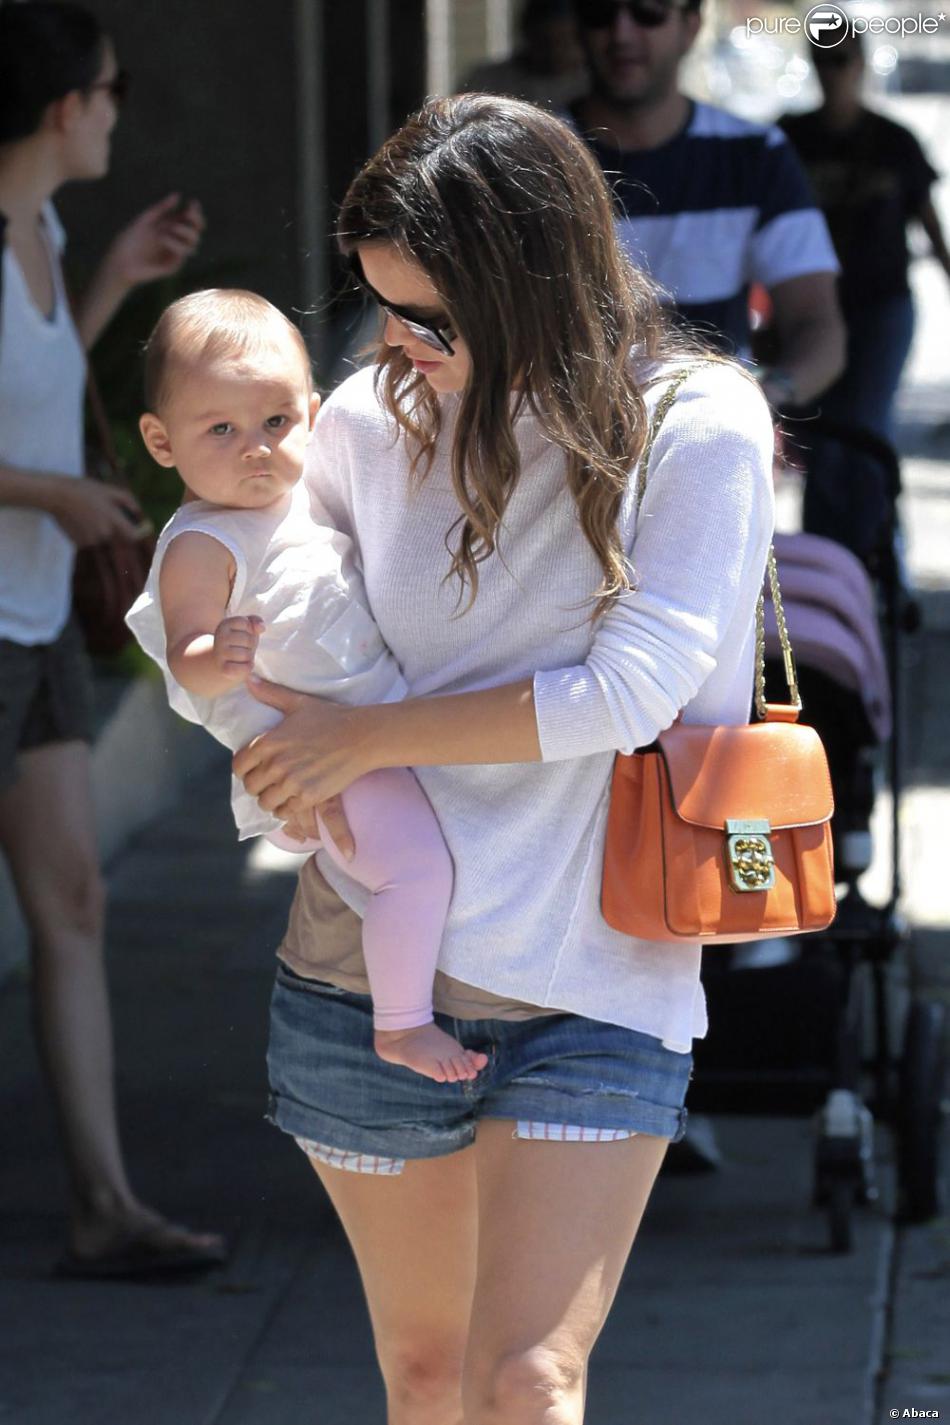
left=916, top=197, right=950, bottom=283
left=749, top=130, right=846, bottom=406
left=765, top=270, right=846, bottom=407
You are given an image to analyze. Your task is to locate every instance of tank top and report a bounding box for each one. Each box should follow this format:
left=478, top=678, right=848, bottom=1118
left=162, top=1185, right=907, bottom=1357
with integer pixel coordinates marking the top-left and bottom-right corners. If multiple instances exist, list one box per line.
left=0, top=204, right=86, bottom=644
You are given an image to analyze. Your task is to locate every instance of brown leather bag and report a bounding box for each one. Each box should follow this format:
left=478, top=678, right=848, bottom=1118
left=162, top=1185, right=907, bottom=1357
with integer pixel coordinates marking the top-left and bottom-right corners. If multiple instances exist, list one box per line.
left=71, top=366, right=154, bottom=657
left=600, top=370, right=837, bottom=944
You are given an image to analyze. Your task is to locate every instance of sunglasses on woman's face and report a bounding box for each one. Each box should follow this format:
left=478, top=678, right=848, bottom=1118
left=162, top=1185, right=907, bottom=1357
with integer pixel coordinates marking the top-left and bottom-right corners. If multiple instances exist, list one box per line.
left=576, top=0, right=689, bottom=28
left=349, top=256, right=457, bottom=356
left=86, top=68, right=130, bottom=105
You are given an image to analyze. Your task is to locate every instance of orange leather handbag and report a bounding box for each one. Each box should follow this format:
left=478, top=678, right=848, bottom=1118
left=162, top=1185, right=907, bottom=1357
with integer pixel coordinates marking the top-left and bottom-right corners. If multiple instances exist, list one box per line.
left=601, top=371, right=837, bottom=944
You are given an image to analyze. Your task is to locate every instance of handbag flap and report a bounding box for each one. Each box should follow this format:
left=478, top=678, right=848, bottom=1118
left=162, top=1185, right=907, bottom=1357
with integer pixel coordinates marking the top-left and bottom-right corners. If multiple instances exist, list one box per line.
left=655, top=722, right=834, bottom=829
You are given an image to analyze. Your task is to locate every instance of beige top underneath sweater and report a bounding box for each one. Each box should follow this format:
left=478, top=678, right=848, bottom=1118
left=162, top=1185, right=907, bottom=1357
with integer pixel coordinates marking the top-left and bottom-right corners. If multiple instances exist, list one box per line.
left=279, top=859, right=554, bottom=1020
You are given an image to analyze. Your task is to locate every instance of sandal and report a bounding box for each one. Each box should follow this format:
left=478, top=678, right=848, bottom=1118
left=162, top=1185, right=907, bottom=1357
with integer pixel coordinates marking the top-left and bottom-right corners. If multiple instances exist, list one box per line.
left=53, top=1227, right=228, bottom=1282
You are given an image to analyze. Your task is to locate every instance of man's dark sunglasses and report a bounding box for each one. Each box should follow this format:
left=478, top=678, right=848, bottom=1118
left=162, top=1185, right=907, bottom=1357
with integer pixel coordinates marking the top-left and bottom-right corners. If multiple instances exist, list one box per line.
left=812, top=48, right=858, bottom=70
left=86, top=68, right=130, bottom=104
left=349, top=255, right=457, bottom=356
left=575, top=0, right=691, bottom=28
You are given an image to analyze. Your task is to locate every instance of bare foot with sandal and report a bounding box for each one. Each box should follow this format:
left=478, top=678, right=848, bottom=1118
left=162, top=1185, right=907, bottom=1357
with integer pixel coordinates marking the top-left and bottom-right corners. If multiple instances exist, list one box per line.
left=375, top=1023, right=488, bottom=1083
left=56, top=1197, right=227, bottom=1281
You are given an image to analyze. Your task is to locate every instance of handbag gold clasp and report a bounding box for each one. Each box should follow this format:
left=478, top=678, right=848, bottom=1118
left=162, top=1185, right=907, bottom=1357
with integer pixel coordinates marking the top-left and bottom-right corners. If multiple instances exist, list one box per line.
left=725, top=819, right=776, bottom=893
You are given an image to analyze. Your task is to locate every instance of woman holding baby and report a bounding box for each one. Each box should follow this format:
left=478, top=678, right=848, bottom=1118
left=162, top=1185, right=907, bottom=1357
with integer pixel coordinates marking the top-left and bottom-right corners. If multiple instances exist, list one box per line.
left=232, top=92, right=774, bottom=1424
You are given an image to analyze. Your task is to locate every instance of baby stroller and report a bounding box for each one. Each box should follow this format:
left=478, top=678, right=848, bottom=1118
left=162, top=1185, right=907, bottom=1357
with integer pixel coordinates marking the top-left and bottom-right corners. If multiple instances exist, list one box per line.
left=691, top=421, right=947, bottom=1253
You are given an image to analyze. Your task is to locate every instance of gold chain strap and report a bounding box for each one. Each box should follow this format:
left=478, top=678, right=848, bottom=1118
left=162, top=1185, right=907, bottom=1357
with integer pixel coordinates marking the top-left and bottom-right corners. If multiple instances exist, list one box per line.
left=754, top=547, right=801, bottom=718
left=635, top=368, right=801, bottom=722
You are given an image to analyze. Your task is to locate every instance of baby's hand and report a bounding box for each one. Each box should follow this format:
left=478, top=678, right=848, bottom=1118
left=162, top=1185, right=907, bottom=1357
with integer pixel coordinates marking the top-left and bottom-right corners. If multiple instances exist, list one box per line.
left=212, top=615, right=264, bottom=681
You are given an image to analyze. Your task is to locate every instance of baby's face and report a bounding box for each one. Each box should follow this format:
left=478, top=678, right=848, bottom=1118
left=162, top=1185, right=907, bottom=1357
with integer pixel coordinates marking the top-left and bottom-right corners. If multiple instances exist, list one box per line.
left=143, top=347, right=317, bottom=509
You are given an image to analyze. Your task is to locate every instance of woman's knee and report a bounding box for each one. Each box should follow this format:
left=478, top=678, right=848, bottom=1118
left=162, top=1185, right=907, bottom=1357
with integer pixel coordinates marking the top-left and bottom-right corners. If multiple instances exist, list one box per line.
left=30, top=860, right=106, bottom=945
left=465, top=1344, right=585, bottom=1424
left=381, top=1338, right=466, bottom=1422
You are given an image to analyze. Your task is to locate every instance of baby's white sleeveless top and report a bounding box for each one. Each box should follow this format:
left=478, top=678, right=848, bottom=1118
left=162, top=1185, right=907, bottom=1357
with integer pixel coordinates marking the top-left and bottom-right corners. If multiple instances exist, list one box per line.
left=126, top=485, right=406, bottom=838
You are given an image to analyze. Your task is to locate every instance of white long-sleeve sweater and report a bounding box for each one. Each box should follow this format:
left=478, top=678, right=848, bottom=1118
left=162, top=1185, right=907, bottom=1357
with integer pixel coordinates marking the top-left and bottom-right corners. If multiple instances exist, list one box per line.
left=305, top=358, right=775, bottom=1052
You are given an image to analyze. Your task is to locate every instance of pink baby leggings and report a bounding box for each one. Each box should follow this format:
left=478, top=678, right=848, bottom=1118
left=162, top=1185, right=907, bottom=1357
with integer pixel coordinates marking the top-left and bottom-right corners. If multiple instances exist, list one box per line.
left=268, top=768, right=452, bottom=1032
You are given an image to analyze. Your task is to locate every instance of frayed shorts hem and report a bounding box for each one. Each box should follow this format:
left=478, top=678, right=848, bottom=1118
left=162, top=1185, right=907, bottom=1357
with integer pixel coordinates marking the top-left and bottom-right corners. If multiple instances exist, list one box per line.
left=266, top=963, right=692, bottom=1165
left=266, top=1093, right=477, bottom=1164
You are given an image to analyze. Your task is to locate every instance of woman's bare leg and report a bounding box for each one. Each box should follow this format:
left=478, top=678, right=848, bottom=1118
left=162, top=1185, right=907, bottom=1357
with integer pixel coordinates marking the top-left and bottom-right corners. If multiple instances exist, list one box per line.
left=310, top=1144, right=478, bottom=1425
left=463, top=1121, right=669, bottom=1425
left=309, top=1123, right=667, bottom=1425
left=0, top=740, right=222, bottom=1262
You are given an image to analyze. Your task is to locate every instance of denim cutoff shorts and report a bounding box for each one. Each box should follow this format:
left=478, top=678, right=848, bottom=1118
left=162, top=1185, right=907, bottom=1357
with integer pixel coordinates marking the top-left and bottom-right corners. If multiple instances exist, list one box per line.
left=266, top=961, right=692, bottom=1165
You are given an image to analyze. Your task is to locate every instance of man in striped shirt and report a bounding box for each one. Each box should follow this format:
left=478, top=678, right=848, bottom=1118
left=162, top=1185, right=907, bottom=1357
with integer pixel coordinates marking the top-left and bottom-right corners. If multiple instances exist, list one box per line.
left=569, top=0, right=845, bottom=411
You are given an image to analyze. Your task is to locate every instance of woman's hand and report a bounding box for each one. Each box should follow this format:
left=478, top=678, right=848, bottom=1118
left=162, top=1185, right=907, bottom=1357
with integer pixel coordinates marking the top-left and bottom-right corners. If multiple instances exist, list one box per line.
left=100, top=194, right=205, bottom=289
left=46, top=476, right=146, bottom=547
left=233, top=679, right=373, bottom=839
left=77, top=195, right=207, bottom=350
left=233, top=673, right=540, bottom=848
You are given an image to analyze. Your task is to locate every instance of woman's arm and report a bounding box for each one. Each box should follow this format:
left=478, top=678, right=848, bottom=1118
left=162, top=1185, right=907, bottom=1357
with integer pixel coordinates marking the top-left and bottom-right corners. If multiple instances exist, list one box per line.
left=234, top=676, right=540, bottom=821
left=0, top=461, right=143, bottom=542
left=73, top=195, right=204, bottom=350
left=235, top=364, right=774, bottom=822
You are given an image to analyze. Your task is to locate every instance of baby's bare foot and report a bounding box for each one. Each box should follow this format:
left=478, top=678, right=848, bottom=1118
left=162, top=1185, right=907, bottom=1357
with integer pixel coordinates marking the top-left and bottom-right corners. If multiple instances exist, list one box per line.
left=375, top=1023, right=488, bottom=1084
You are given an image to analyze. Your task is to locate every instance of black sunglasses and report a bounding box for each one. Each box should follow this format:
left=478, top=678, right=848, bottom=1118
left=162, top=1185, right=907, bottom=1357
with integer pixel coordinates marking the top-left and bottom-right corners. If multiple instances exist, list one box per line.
left=576, top=0, right=690, bottom=28
left=812, top=49, right=858, bottom=70
left=349, top=255, right=457, bottom=356
left=86, top=68, right=130, bottom=105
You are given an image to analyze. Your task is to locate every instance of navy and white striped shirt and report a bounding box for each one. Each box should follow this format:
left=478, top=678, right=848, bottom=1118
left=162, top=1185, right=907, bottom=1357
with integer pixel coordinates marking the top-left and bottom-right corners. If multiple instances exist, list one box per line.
left=570, top=100, right=839, bottom=356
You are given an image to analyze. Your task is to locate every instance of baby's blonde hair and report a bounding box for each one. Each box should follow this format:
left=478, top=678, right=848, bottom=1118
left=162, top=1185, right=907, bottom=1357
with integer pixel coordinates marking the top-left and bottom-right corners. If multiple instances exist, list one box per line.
left=143, top=288, right=312, bottom=413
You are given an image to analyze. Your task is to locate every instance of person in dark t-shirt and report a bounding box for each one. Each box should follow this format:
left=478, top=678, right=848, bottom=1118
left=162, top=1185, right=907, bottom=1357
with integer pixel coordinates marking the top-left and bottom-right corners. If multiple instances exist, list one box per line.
left=782, top=34, right=950, bottom=442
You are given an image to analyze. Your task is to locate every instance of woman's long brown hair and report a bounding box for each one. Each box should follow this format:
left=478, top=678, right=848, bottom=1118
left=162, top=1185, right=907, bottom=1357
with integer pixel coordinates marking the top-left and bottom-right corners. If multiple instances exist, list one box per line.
left=338, top=93, right=713, bottom=619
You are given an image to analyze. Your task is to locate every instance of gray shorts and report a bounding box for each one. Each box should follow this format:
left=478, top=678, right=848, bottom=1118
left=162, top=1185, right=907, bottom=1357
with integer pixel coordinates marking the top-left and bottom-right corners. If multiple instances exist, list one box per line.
left=0, top=618, right=95, bottom=794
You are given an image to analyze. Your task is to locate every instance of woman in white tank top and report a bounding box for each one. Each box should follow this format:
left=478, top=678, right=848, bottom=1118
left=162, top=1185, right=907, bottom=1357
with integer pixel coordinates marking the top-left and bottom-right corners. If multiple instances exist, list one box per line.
left=0, top=2, right=224, bottom=1280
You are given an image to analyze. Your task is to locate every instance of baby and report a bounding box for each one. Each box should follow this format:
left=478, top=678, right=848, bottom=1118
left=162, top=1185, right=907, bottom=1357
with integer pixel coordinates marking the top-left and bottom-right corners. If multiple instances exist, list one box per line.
left=126, top=288, right=486, bottom=1085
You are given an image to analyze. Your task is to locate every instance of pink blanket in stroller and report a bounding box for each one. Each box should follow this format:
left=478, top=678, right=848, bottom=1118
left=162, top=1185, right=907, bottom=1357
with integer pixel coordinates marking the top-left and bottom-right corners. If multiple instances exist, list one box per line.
left=763, top=533, right=892, bottom=742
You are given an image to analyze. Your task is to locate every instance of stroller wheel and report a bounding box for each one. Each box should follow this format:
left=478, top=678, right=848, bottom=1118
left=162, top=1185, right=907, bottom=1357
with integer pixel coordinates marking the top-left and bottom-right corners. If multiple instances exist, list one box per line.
left=897, top=997, right=948, bottom=1223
